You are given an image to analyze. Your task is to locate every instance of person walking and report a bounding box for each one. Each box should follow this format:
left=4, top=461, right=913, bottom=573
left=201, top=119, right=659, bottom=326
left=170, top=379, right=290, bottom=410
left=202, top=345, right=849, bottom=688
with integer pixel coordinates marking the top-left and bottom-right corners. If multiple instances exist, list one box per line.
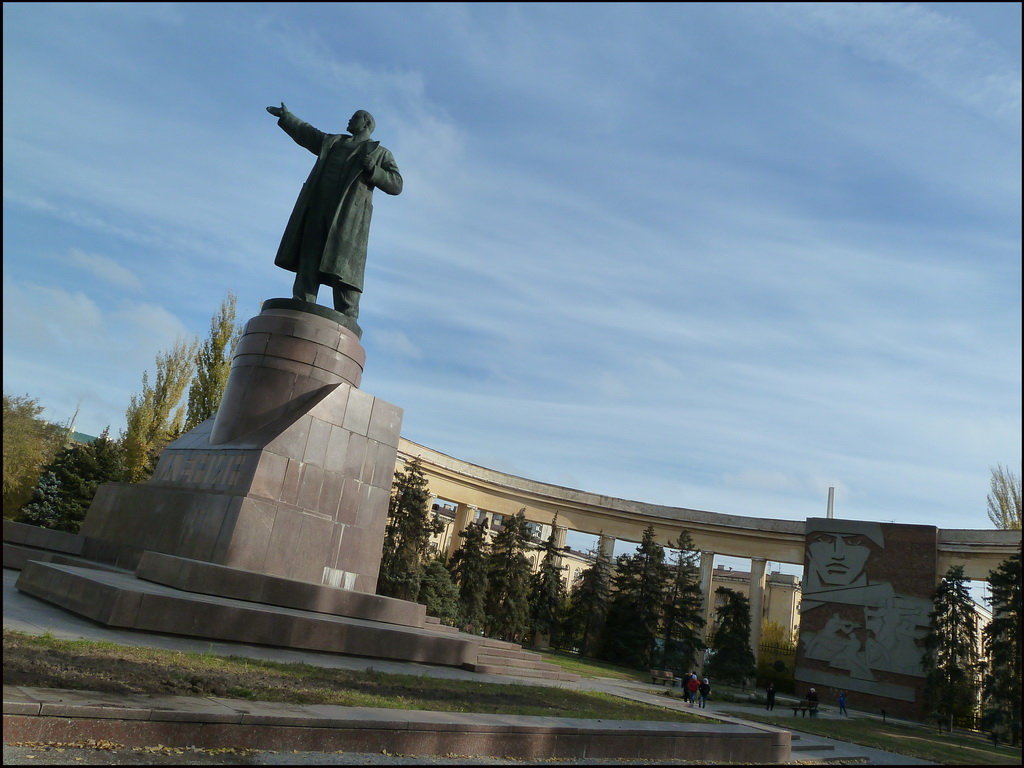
left=698, top=678, right=711, bottom=709
left=838, top=690, right=848, bottom=717
left=765, top=682, right=776, bottom=711
left=807, top=687, right=820, bottom=718
left=686, top=674, right=700, bottom=706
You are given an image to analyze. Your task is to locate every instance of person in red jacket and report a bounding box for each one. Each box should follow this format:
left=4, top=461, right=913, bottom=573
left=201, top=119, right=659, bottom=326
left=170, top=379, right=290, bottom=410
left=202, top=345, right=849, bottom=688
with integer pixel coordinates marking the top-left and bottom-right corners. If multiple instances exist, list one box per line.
left=686, top=674, right=700, bottom=706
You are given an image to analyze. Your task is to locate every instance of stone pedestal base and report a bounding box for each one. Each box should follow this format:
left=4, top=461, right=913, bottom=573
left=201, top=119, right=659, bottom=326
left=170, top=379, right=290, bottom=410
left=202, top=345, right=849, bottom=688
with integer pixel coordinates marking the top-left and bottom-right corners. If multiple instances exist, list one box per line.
left=79, top=303, right=402, bottom=592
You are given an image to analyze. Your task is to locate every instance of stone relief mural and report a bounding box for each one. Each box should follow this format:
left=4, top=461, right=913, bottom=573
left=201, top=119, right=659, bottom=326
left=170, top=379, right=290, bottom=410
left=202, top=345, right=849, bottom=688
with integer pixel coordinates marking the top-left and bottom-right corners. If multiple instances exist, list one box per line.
left=795, top=519, right=937, bottom=713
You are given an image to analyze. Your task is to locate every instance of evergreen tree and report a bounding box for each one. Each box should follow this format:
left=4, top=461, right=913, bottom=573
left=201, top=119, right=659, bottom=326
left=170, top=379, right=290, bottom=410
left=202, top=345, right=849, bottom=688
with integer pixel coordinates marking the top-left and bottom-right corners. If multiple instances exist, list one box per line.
left=184, top=292, right=241, bottom=431
left=563, top=541, right=613, bottom=656
left=659, top=530, right=705, bottom=671
left=599, top=526, right=668, bottom=668
left=16, top=429, right=126, bottom=532
left=706, top=587, right=756, bottom=684
left=377, top=459, right=442, bottom=601
left=982, top=550, right=1021, bottom=745
left=448, top=519, right=490, bottom=634
left=484, top=509, right=532, bottom=642
left=923, top=565, right=980, bottom=731
left=121, top=338, right=198, bottom=482
left=3, top=393, right=65, bottom=517
left=16, top=471, right=65, bottom=530
left=418, top=557, right=461, bottom=626
left=529, top=519, right=567, bottom=647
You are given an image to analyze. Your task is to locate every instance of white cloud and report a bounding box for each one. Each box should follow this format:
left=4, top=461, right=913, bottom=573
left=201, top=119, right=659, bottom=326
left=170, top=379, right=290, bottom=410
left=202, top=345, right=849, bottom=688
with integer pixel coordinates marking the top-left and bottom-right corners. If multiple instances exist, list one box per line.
left=370, top=329, right=423, bottom=361
left=62, top=248, right=142, bottom=292
left=724, top=470, right=802, bottom=493
left=2, top=280, right=104, bottom=350
left=2, top=277, right=192, bottom=435
left=774, top=3, right=1022, bottom=122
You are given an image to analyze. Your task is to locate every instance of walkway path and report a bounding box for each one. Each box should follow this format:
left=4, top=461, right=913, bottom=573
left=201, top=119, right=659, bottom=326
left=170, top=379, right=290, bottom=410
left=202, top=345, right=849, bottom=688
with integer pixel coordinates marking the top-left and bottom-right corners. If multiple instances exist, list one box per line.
left=576, top=679, right=930, bottom=765
left=3, top=569, right=929, bottom=764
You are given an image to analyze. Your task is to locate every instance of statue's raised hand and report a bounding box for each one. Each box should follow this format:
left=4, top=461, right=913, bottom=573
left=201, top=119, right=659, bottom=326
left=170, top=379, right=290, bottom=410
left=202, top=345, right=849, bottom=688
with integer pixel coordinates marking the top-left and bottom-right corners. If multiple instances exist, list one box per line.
left=266, top=102, right=286, bottom=118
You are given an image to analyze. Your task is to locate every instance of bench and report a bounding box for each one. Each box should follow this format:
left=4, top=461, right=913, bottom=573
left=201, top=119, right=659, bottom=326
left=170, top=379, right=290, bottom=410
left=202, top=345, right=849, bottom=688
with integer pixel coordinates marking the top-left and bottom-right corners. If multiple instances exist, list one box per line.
left=792, top=700, right=819, bottom=717
left=650, top=669, right=675, bottom=686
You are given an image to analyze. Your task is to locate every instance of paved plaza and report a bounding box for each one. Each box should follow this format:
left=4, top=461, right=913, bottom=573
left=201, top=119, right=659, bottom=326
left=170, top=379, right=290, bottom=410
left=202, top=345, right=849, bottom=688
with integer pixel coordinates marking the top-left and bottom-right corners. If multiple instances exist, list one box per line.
left=3, top=569, right=930, bottom=765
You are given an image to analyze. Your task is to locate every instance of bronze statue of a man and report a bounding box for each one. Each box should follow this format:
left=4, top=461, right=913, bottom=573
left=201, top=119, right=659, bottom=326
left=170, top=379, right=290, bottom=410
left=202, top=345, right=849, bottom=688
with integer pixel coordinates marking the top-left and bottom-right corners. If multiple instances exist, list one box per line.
left=266, top=103, right=403, bottom=334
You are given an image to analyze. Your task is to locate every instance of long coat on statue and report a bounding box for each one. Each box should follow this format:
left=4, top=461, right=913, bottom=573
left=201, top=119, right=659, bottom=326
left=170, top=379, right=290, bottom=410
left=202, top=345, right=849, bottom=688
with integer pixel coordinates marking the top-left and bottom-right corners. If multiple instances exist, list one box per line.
left=274, top=110, right=403, bottom=292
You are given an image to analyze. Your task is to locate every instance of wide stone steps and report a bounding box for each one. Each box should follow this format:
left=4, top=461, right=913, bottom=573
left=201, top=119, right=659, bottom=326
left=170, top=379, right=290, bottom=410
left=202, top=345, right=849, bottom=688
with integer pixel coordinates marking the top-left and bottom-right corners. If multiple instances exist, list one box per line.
left=476, top=653, right=550, bottom=669
left=6, top=518, right=581, bottom=687
left=480, top=637, right=524, bottom=651
left=468, top=661, right=578, bottom=681
left=473, top=645, right=543, bottom=661
left=787, top=734, right=835, bottom=752
left=3, top=543, right=123, bottom=574
left=422, top=616, right=460, bottom=633
left=418, top=619, right=577, bottom=682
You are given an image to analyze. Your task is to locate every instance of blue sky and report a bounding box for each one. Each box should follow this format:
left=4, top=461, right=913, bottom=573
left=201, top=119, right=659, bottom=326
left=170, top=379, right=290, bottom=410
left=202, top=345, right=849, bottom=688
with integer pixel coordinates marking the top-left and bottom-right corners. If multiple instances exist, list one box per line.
left=4, top=3, right=1021, bottom=548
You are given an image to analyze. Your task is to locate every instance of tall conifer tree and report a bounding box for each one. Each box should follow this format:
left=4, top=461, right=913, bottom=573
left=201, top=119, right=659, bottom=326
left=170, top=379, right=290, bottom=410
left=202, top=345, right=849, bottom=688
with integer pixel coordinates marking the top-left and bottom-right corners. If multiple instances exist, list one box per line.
left=418, top=556, right=461, bottom=626
left=377, top=459, right=441, bottom=601
left=923, top=565, right=980, bottom=731
left=529, top=519, right=567, bottom=647
left=981, top=550, right=1021, bottom=744
left=599, top=526, right=668, bottom=668
left=562, top=540, right=613, bottom=656
left=659, top=530, right=706, bottom=671
left=484, top=509, right=532, bottom=642
left=706, top=587, right=756, bottom=684
left=448, top=519, right=490, bottom=634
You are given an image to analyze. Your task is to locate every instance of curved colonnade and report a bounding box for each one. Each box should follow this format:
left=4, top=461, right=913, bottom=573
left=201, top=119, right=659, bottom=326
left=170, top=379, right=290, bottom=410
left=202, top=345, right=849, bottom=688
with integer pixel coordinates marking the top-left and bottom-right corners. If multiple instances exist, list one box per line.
left=397, top=437, right=1019, bottom=652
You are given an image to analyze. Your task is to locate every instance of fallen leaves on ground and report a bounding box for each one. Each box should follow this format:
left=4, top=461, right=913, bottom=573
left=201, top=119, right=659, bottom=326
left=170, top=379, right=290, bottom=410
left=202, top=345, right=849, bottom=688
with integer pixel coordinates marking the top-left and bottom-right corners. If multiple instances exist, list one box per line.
left=10, top=740, right=258, bottom=756
left=10, top=740, right=123, bottom=751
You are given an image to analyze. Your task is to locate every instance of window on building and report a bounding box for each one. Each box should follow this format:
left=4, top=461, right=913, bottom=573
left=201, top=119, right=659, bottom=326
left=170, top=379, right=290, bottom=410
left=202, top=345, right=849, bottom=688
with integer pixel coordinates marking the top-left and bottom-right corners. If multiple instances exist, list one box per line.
left=431, top=500, right=457, bottom=519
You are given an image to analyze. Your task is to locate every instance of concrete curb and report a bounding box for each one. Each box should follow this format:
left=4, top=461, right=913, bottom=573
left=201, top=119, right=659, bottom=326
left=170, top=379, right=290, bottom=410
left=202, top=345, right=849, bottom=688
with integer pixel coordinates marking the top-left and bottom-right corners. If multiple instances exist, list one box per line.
left=4, top=686, right=791, bottom=762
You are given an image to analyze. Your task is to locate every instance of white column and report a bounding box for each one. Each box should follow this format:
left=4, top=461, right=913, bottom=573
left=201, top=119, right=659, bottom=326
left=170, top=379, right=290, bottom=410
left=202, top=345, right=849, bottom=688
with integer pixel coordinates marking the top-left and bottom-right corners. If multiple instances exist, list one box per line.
left=446, top=503, right=477, bottom=559
left=696, top=551, right=716, bottom=675
left=749, top=557, right=768, bottom=660
left=554, top=525, right=568, bottom=569
left=598, top=534, right=615, bottom=561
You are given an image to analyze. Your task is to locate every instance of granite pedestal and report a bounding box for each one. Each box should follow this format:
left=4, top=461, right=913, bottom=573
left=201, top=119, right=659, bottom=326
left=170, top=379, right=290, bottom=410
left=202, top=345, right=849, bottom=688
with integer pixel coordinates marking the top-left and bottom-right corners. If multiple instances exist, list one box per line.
left=79, top=301, right=402, bottom=592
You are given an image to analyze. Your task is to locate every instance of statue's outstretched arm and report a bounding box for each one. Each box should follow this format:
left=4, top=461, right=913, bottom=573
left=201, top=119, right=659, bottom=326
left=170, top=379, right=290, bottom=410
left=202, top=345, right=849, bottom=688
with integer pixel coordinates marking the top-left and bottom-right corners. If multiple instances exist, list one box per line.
left=267, top=102, right=324, bottom=155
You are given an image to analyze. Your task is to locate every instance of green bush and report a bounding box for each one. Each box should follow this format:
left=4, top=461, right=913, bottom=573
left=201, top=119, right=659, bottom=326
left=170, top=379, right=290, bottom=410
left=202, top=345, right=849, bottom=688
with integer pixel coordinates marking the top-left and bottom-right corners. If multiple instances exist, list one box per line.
left=755, top=657, right=795, bottom=694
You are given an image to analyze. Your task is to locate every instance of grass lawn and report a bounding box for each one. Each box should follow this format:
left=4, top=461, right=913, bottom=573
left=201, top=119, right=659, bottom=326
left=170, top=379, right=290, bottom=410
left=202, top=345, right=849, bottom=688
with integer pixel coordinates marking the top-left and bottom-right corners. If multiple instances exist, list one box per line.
left=533, top=649, right=650, bottom=682
left=3, top=630, right=712, bottom=723
left=721, top=709, right=1022, bottom=765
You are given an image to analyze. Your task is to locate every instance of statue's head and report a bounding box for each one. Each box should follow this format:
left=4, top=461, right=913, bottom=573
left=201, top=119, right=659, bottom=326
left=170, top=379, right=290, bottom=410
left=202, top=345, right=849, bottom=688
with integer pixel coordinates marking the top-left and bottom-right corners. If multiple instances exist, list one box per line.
left=348, top=110, right=375, bottom=136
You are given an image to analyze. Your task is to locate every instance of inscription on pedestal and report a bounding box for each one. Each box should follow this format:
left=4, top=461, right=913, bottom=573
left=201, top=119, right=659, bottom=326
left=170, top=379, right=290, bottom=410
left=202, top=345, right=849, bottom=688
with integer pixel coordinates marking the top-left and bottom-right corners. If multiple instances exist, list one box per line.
left=152, top=452, right=248, bottom=488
